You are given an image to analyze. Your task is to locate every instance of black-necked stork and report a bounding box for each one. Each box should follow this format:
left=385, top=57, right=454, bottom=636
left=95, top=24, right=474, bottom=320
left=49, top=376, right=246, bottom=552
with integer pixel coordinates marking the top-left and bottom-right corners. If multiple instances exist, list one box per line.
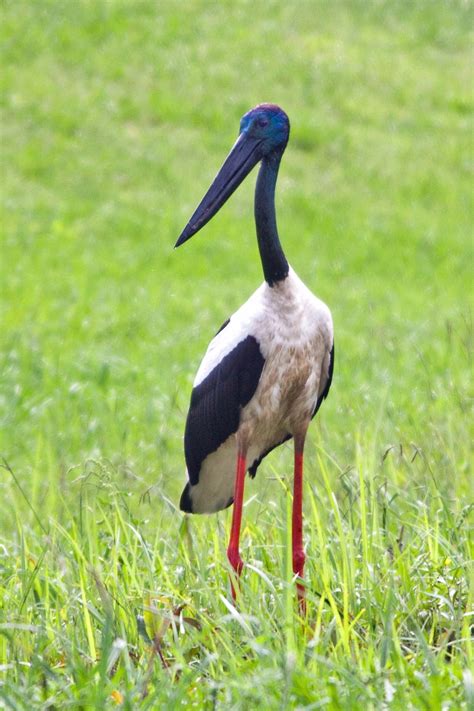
left=175, top=104, right=334, bottom=612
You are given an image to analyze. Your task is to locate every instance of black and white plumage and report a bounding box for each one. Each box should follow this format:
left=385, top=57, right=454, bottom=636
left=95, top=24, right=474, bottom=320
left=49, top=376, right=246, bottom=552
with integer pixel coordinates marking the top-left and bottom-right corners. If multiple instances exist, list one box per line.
left=179, top=271, right=334, bottom=513
left=175, top=103, right=334, bottom=609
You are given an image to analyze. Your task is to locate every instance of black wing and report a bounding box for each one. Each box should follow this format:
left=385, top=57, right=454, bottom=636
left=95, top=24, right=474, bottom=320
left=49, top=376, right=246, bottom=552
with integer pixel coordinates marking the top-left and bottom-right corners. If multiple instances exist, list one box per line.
left=184, top=335, right=265, bottom=486
left=214, top=318, right=230, bottom=336
left=312, top=342, right=335, bottom=418
left=248, top=433, right=292, bottom=478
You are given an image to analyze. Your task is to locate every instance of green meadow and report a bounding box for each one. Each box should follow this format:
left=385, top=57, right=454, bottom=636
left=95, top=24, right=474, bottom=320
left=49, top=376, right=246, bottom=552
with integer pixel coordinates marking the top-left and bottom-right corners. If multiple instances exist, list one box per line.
left=1, top=0, right=472, bottom=708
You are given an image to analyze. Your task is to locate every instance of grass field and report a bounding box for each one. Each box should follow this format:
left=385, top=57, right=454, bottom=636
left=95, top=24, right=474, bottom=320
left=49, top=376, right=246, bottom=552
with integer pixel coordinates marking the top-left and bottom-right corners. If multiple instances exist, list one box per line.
left=1, top=0, right=473, bottom=708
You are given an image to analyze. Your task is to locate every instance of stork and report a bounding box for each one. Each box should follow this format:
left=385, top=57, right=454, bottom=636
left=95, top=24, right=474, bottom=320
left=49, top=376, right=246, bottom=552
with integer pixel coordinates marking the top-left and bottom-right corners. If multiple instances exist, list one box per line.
left=175, top=104, right=334, bottom=612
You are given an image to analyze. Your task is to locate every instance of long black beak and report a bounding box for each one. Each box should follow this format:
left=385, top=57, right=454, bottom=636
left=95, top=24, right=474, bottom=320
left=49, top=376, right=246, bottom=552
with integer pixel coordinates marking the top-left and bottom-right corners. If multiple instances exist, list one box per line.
left=175, top=132, right=262, bottom=247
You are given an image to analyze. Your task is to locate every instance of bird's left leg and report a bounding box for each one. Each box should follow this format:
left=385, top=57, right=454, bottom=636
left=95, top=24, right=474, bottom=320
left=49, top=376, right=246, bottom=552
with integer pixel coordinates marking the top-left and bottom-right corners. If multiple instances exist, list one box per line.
left=227, top=439, right=248, bottom=600
left=292, top=425, right=309, bottom=615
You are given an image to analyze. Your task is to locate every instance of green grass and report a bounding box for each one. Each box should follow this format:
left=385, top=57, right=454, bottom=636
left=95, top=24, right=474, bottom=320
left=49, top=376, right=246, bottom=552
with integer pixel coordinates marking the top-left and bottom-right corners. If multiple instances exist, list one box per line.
left=1, top=0, right=473, bottom=708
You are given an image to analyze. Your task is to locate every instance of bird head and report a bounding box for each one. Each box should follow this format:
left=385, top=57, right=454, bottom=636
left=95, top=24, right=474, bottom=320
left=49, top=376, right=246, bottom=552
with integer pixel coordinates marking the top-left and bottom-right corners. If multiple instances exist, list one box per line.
left=175, top=104, right=290, bottom=247
left=239, top=104, right=290, bottom=157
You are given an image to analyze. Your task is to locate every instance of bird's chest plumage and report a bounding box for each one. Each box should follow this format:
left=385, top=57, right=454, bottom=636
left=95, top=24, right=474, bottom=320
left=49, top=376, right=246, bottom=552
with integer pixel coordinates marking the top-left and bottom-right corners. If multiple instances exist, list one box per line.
left=242, top=333, right=321, bottom=440
left=240, top=275, right=331, bottom=441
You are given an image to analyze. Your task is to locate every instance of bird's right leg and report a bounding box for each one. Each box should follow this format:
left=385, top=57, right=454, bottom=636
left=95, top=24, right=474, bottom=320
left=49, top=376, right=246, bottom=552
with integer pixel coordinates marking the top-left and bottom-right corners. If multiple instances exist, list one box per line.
left=227, top=444, right=247, bottom=600
left=292, top=426, right=309, bottom=616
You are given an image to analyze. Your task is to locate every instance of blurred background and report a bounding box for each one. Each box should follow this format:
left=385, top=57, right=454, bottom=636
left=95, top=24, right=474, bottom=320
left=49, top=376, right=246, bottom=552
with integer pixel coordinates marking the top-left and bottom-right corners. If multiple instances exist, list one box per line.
left=1, top=0, right=472, bottom=522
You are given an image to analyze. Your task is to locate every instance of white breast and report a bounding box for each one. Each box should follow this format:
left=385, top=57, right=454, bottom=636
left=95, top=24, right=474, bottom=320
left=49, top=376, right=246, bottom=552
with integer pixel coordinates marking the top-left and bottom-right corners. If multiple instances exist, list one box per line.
left=195, top=268, right=332, bottom=386
left=244, top=271, right=332, bottom=441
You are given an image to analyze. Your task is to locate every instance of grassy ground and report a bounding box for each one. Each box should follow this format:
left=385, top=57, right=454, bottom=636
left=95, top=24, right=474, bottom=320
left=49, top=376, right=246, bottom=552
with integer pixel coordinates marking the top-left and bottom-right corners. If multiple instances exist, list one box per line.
left=1, top=0, right=473, bottom=708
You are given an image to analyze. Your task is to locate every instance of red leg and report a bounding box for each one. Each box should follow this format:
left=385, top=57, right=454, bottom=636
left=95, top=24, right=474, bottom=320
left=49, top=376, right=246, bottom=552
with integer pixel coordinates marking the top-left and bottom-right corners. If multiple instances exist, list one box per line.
left=227, top=452, right=247, bottom=600
left=292, top=439, right=307, bottom=615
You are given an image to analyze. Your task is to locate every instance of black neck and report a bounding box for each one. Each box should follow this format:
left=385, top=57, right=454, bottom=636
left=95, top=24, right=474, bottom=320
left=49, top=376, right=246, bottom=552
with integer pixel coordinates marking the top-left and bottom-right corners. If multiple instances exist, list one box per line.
left=254, top=153, right=289, bottom=287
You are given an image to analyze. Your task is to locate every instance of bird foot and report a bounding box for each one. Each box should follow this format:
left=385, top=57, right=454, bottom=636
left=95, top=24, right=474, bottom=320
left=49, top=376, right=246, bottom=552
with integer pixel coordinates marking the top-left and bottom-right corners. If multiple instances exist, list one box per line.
left=227, top=544, right=243, bottom=574
left=227, top=547, right=244, bottom=576
left=296, top=581, right=307, bottom=617
left=227, top=547, right=243, bottom=601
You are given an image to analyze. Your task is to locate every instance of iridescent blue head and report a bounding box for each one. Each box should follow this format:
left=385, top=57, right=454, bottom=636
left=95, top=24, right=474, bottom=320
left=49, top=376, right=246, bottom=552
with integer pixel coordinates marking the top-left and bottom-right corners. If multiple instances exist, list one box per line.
left=175, top=103, right=290, bottom=247
left=239, top=104, right=290, bottom=157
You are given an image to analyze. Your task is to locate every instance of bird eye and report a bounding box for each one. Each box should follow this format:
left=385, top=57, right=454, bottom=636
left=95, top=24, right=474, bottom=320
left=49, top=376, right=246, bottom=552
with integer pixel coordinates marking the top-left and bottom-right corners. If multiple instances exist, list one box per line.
left=257, top=117, right=269, bottom=128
